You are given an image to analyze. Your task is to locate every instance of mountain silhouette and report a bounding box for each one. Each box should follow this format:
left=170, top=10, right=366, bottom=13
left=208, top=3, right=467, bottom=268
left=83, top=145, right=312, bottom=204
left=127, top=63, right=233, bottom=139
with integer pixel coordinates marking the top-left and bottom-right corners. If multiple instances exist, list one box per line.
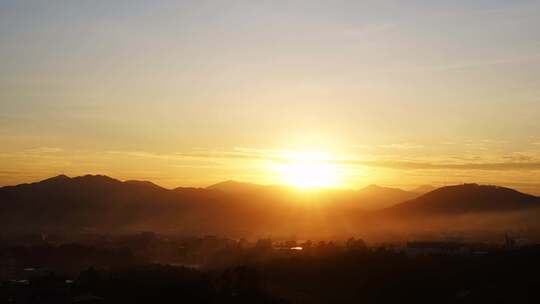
left=207, top=180, right=263, bottom=192
left=383, top=183, right=540, bottom=217
left=0, top=175, right=340, bottom=235
left=0, top=174, right=178, bottom=232
left=357, top=184, right=419, bottom=210
left=2, top=176, right=540, bottom=237
left=411, top=184, right=437, bottom=195
left=207, top=181, right=419, bottom=210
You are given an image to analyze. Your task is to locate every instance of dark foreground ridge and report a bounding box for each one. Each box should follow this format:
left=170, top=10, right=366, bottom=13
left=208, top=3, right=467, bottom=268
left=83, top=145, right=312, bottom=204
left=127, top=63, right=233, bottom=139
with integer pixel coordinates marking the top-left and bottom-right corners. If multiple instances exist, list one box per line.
left=1, top=233, right=540, bottom=304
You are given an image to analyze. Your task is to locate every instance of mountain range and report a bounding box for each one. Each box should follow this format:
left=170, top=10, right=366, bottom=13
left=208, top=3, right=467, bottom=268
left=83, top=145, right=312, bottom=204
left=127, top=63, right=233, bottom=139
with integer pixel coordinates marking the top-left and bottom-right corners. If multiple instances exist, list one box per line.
left=1, top=175, right=539, bottom=237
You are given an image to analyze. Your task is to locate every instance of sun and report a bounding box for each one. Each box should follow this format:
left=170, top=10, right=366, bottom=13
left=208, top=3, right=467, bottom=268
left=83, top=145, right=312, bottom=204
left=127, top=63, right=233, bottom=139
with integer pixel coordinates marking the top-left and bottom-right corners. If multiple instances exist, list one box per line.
left=274, top=151, right=341, bottom=189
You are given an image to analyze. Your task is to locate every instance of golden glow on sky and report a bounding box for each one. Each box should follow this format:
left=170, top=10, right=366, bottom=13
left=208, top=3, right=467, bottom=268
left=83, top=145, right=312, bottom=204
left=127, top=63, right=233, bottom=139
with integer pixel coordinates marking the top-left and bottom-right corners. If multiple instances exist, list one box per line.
left=272, top=151, right=341, bottom=189
left=1, top=2, right=540, bottom=194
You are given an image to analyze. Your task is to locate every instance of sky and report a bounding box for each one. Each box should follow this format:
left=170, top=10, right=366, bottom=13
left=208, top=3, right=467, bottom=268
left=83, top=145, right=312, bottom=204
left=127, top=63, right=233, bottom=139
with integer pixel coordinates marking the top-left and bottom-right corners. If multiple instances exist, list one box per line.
left=1, top=0, right=540, bottom=193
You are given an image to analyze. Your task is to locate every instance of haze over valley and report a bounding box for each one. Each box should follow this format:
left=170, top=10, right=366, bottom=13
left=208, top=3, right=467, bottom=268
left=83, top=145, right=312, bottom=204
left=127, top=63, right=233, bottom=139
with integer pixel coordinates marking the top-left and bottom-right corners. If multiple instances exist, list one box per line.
left=2, top=175, right=539, bottom=242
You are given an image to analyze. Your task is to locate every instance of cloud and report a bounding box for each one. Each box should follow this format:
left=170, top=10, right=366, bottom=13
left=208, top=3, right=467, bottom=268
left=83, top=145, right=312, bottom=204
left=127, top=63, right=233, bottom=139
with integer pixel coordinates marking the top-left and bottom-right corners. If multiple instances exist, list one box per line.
left=502, top=152, right=537, bottom=162
left=378, top=143, right=424, bottom=150
left=97, top=148, right=540, bottom=172
left=339, top=159, right=540, bottom=171
left=419, top=53, right=540, bottom=71
left=25, top=147, right=64, bottom=154
left=0, top=170, right=21, bottom=175
left=106, top=150, right=183, bottom=161
left=346, top=144, right=371, bottom=149
left=181, top=149, right=540, bottom=172
left=105, top=148, right=342, bottom=165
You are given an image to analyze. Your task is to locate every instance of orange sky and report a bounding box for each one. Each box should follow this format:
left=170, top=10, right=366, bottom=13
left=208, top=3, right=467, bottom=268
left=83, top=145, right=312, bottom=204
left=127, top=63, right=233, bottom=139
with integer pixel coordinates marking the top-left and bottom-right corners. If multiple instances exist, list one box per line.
left=1, top=1, right=540, bottom=194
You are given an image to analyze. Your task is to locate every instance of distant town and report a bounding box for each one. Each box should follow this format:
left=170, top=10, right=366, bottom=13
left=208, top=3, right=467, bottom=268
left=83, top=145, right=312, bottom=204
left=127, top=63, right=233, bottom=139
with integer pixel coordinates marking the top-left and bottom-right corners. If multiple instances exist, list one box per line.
left=2, top=231, right=540, bottom=303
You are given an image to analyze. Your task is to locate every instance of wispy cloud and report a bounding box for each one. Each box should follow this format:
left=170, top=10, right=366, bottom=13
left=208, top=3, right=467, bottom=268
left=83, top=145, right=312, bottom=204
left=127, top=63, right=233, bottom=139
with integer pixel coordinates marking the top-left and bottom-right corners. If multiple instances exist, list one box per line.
left=419, top=54, right=540, bottom=71
left=106, top=150, right=184, bottom=161
left=378, top=143, right=424, bottom=150
left=25, top=147, right=64, bottom=154
left=339, top=159, right=540, bottom=171
left=107, top=148, right=540, bottom=172
left=346, top=144, right=371, bottom=149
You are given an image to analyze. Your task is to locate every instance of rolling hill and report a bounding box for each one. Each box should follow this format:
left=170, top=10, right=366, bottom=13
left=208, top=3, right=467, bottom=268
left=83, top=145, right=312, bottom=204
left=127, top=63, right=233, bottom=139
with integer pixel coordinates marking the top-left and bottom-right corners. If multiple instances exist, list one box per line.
left=383, top=183, right=540, bottom=217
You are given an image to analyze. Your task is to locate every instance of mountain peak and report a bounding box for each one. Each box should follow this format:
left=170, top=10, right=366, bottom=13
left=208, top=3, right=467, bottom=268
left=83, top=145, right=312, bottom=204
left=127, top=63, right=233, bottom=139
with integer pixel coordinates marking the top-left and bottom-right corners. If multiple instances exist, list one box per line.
left=73, top=174, right=120, bottom=183
left=423, top=184, right=515, bottom=198
left=36, top=174, right=122, bottom=187
left=385, top=183, right=540, bottom=216
left=124, top=179, right=164, bottom=190
left=40, top=174, right=71, bottom=184
left=364, top=184, right=383, bottom=190
left=207, top=180, right=262, bottom=193
left=208, top=180, right=240, bottom=187
left=411, top=184, right=437, bottom=194
left=362, top=184, right=410, bottom=193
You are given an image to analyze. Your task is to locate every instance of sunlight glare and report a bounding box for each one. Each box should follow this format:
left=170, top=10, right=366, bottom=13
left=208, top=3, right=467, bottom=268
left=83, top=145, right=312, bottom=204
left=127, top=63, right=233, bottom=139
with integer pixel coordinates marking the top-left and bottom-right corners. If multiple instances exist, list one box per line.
left=275, top=151, right=340, bottom=189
